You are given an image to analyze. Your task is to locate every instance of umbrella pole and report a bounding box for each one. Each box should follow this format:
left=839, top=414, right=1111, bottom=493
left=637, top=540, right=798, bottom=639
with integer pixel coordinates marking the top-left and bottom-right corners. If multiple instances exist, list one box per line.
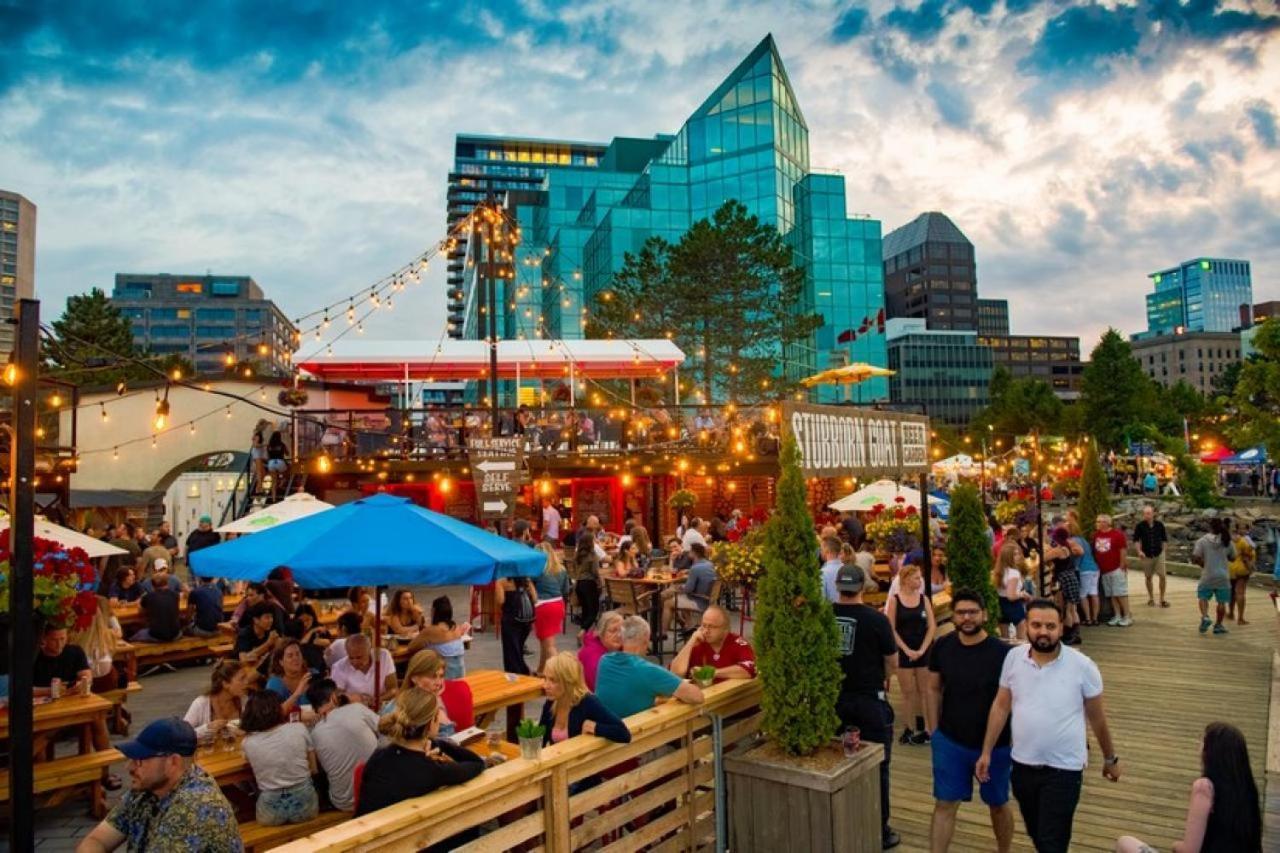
left=373, top=585, right=384, bottom=709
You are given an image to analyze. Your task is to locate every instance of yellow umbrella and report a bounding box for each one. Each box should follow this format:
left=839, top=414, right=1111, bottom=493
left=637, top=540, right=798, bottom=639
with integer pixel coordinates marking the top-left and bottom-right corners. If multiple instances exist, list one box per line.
left=799, top=362, right=895, bottom=388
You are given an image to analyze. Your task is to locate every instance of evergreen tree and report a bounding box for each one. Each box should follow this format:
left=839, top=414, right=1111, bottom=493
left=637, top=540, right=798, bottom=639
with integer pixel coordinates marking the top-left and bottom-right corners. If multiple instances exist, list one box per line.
left=755, top=435, right=841, bottom=756
left=44, top=288, right=195, bottom=387
left=1230, top=318, right=1280, bottom=458
left=1081, top=329, right=1156, bottom=451
left=973, top=372, right=1063, bottom=436
left=1076, top=437, right=1112, bottom=541
left=943, top=483, right=999, bottom=633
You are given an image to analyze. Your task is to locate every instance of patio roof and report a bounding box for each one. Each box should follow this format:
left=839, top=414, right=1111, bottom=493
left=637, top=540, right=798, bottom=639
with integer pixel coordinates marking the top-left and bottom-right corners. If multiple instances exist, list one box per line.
left=296, top=339, right=686, bottom=382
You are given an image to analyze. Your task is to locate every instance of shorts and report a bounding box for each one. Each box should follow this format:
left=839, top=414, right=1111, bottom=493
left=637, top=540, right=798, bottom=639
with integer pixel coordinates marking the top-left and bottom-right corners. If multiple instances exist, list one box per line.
left=1079, top=571, right=1099, bottom=597
left=1057, top=567, right=1080, bottom=604
left=998, top=598, right=1025, bottom=625
left=256, top=780, right=319, bottom=826
left=676, top=593, right=702, bottom=612
left=1196, top=586, right=1230, bottom=604
left=1101, top=570, right=1128, bottom=598
left=267, top=458, right=288, bottom=473
left=931, top=728, right=1011, bottom=806
left=1137, top=553, right=1166, bottom=579
left=534, top=598, right=565, bottom=640
left=899, top=646, right=930, bottom=669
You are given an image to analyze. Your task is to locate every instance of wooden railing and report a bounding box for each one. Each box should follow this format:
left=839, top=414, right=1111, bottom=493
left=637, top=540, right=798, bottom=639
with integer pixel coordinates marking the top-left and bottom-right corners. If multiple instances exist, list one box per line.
left=270, top=679, right=764, bottom=852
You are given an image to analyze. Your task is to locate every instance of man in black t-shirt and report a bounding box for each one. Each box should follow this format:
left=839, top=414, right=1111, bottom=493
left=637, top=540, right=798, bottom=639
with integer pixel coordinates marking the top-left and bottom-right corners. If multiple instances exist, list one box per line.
left=926, top=589, right=1014, bottom=852
left=32, top=624, right=92, bottom=695
left=133, top=572, right=182, bottom=642
left=1133, top=504, right=1169, bottom=608
left=831, top=563, right=900, bottom=850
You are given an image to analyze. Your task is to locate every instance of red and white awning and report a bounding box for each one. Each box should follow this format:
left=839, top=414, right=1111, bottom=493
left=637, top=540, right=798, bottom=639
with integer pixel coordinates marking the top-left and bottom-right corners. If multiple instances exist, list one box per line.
left=297, top=339, right=685, bottom=382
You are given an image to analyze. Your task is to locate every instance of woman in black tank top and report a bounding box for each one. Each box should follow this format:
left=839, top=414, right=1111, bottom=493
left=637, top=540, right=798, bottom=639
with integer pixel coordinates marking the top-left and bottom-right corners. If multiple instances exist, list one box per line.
left=884, top=565, right=936, bottom=745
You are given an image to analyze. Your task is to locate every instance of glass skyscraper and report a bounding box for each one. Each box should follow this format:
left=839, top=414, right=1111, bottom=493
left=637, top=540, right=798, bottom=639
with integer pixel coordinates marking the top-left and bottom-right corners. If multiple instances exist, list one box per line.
left=456, top=35, right=888, bottom=403
left=1138, top=257, right=1253, bottom=338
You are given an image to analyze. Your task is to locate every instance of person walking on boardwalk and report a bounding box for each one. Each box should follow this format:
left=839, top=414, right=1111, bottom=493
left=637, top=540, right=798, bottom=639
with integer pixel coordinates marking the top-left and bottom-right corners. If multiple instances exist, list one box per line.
left=977, top=599, right=1121, bottom=853
left=1192, top=518, right=1236, bottom=635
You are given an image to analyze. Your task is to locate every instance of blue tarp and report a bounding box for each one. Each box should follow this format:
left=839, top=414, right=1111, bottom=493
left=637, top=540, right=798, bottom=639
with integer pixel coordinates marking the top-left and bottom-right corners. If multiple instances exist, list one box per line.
left=1218, top=446, right=1268, bottom=467
left=928, top=490, right=951, bottom=521
left=189, top=492, right=546, bottom=588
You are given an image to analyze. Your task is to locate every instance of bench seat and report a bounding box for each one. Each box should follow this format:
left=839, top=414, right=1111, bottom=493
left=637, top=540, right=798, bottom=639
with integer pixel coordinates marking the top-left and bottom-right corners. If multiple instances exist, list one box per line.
left=133, top=637, right=232, bottom=670
left=0, top=749, right=123, bottom=818
left=240, top=810, right=351, bottom=852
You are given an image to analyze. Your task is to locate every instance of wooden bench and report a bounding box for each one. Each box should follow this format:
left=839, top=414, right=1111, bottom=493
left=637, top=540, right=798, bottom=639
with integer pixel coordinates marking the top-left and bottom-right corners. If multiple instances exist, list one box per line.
left=240, top=810, right=351, bottom=852
left=0, top=749, right=122, bottom=818
left=133, top=637, right=233, bottom=671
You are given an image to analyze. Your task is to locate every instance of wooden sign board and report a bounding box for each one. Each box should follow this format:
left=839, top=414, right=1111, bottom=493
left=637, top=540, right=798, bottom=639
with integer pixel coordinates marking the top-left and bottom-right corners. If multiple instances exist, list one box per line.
left=467, top=436, right=525, bottom=519
left=781, top=403, right=930, bottom=479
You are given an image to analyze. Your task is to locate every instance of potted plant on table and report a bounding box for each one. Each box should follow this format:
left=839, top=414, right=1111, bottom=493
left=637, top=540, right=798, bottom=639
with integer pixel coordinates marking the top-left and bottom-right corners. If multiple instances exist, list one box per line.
left=691, top=664, right=717, bottom=688
left=515, top=718, right=545, bottom=761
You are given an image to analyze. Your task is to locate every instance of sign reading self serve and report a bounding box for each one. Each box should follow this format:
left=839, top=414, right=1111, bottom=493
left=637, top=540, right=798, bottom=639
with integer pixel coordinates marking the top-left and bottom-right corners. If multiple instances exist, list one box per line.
left=781, top=403, right=930, bottom=478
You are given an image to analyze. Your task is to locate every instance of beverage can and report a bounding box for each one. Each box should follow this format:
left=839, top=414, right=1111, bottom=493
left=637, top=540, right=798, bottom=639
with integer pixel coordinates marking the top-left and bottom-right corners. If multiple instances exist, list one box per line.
left=50, top=678, right=63, bottom=699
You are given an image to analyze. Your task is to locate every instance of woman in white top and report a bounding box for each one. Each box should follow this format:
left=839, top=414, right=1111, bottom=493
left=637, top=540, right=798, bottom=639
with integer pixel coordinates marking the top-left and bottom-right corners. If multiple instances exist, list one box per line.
left=183, top=660, right=257, bottom=739
left=240, top=689, right=319, bottom=825
left=71, top=596, right=123, bottom=684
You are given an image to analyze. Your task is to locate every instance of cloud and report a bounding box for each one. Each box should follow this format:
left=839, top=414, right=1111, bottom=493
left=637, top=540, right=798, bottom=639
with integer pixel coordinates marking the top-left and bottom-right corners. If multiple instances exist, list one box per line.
left=832, top=6, right=870, bottom=41
left=1245, top=99, right=1278, bottom=149
left=1019, top=4, right=1141, bottom=80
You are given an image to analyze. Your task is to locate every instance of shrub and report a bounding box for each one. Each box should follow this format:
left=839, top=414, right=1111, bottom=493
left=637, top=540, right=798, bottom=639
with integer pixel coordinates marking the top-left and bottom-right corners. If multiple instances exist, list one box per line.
left=943, top=483, right=999, bottom=633
left=1076, top=437, right=1112, bottom=541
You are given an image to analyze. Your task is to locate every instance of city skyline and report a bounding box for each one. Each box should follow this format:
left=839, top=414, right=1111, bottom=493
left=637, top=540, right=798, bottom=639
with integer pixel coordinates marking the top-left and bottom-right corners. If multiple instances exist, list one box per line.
left=2, top=1, right=1278, bottom=355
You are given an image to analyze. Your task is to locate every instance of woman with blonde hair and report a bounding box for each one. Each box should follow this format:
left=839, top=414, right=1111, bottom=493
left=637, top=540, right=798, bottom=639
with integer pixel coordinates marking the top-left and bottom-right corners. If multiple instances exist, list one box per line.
left=885, top=564, right=937, bottom=745
left=536, top=652, right=630, bottom=746
left=994, top=541, right=1030, bottom=640
left=72, top=596, right=123, bottom=688
left=356, top=687, right=484, bottom=819
left=396, top=649, right=474, bottom=734
left=532, top=542, right=571, bottom=674
left=630, top=526, right=654, bottom=571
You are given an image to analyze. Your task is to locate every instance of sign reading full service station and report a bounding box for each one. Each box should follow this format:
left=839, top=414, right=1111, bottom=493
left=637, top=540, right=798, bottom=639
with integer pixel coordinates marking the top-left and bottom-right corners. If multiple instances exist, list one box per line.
left=781, top=402, right=930, bottom=479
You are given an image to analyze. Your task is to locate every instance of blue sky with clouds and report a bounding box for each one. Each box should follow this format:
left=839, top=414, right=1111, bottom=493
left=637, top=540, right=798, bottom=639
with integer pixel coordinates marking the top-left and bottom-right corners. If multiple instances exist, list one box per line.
left=2, top=0, right=1278, bottom=354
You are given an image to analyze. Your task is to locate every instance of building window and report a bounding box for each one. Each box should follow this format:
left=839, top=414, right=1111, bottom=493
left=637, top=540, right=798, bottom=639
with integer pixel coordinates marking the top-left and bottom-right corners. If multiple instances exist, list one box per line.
left=175, top=282, right=204, bottom=294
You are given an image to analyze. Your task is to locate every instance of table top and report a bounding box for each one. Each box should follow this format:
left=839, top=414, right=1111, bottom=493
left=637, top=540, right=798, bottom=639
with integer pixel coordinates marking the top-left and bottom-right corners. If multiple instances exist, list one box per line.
left=114, top=592, right=245, bottom=622
left=607, top=573, right=685, bottom=587
left=0, top=692, right=113, bottom=737
left=461, top=670, right=544, bottom=716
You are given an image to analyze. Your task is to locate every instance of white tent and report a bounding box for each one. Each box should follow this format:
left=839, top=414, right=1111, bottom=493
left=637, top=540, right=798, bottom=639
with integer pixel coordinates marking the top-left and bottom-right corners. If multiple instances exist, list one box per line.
left=932, top=453, right=979, bottom=480
left=0, top=515, right=128, bottom=559
left=216, top=493, right=335, bottom=534
left=828, top=479, right=946, bottom=513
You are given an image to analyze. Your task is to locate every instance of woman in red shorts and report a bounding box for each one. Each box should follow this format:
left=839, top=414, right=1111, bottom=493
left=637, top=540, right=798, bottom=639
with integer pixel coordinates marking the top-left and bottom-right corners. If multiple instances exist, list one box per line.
left=533, top=542, right=571, bottom=675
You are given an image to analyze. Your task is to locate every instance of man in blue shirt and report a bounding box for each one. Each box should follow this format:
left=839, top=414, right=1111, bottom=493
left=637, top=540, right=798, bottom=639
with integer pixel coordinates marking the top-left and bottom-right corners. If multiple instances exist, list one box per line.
left=596, top=616, right=704, bottom=719
left=819, top=534, right=844, bottom=602
left=186, top=576, right=224, bottom=638
left=661, top=542, right=718, bottom=636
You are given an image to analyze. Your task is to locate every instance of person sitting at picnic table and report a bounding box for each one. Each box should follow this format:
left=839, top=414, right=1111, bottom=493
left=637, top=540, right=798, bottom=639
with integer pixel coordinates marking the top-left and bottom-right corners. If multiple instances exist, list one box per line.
left=108, top=566, right=143, bottom=604
left=183, top=660, right=257, bottom=738
left=538, top=652, right=631, bottom=746
left=131, top=571, right=183, bottom=643
left=355, top=687, right=485, bottom=822
left=265, top=566, right=298, bottom=618
left=660, top=541, right=714, bottom=637
left=236, top=601, right=282, bottom=668
left=324, top=611, right=364, bottom=669
left=73, top=596, right=125, bottom=689
left=596, top=616, right=704, bottom=719
left=184, top=575, right=223, bottom=639
left=406, top=595, right=470, bottom=679
left=330, top=632, right=397, bottom=708
left=579, top=610, right=625, bottom=690
left=265, top=639, right=317, bottom=715
left=240, top=689, right=319, bottom=826
left=230, top=581, right=286, bottom=633
left=74, top=718, right=240, bottom=853
left=343, top=586, right=379, bottom=633
left=391, top=650, right=475, bottom=736
left=286, top=602, right=331, bottom=670
left=306, top=678, right=380, bottom=813
left=669, top=605, right=757, bottom=683
left=629, top=526, right=655, bottom=570
left=386, top=588, right=426, bottom=636
left=33, top=621, right=93, bottom=698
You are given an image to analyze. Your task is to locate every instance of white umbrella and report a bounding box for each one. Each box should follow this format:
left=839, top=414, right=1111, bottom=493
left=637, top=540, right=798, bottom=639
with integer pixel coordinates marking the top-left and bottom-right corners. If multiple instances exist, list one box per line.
left=0, top=515, right=128, bottom=559
left=828, top=479, right=946, bottom=513
left=216, top=492, right=335, bottom=534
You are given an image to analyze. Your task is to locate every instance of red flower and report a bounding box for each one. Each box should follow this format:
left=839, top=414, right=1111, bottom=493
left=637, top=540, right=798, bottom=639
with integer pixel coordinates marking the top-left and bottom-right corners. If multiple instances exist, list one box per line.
left=870, top=503, right=886, bottom=514
left=905, top=505, right=918, bottom=516
left=893, top=496, right=906, bottom=504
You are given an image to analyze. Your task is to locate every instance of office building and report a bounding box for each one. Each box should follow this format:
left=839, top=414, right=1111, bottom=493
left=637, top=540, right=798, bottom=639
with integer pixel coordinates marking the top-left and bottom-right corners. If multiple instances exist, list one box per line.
left=1136, top=257, right=1253, bottom=338
left=1245, top=300, right=1280, bottom=325
left=882, top=212, right=977, bottom=332
left=885, top=318, right=992, bottom=425
left=976, top=298, right=1009, bottom=337
left=110, top=274, right=297, bottom=376
left=977, top=333, right=1084, bottom=400
left=1131, top=330, right=1242, bottom=394
left=445, top=135, right=608, bottom=339
left=455, top=35, right=889, bottom=404
left=0, top=190, right=37, bottom=357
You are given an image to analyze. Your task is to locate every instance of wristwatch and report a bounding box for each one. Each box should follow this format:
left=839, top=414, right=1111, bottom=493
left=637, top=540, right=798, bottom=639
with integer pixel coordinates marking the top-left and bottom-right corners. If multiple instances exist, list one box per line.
left=1104, top=754, right=1120, bottom=766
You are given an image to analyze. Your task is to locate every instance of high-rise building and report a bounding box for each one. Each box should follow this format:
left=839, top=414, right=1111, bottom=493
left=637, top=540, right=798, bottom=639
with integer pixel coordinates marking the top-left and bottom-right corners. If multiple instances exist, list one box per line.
left=976, top=298, right=1009, bottom=337
left=885, top=318, right=992, bottom=425
left=445, top=135, right=608, bottom=339
left=1136, top=257, right=1253, bottom=338
left=978, top=333, right=1084, bottom=400
left=110, top=274, right=297, bottom=376
left=455, top=35, right=889, bottom=404
left=1246, top=300, right=1280, bottom=324
left=0, top=190, right=37, bottom=357
left=1130, top=330, right=1242, bottom=394
left=881, top=212, right=977, bottom=332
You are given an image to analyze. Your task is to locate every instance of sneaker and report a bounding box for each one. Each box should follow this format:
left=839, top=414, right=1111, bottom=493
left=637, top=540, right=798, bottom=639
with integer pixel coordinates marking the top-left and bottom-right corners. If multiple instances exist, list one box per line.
left=1118, top=617, right=1133, bottom=627
left=1107, top=616, right=1122, bottom=626
left=1065, top=633, right=1083, bottom=645
left=898, top=728, right=914, bottom=745
left=1213, top=623, right=1228, bottom=634
left=882, top=829, right=901, bottom=850
left=910, top=730, right=931, bottom=745
left=1199, top=616, right=1211, bottom=633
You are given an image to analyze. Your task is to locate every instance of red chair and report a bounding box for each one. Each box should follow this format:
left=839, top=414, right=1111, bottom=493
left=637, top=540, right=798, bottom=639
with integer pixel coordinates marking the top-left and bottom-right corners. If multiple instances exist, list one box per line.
left=442, top=679, right=475, bottom=730
left=352, top=761, right=365, bottom=813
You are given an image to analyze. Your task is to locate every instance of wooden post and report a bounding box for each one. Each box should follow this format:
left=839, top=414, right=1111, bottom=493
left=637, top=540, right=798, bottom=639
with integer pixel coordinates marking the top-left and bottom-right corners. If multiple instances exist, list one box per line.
left=918, top=472, right=931, bottom=580
left=544, top=765, right=570, bottom=851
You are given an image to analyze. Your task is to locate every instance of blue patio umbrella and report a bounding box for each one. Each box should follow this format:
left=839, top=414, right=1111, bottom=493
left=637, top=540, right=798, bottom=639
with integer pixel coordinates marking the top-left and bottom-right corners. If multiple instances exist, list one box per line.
left=189, top=492, right=545, bottom=588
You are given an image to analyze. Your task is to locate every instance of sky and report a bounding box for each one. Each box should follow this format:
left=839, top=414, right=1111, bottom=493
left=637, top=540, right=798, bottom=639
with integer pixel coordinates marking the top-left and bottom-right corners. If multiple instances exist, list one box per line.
left=2, top=0, right=1278, bottom=356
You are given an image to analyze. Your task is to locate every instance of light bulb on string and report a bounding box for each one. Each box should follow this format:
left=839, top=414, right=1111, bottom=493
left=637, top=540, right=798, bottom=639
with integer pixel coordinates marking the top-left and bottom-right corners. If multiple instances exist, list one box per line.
left=100, top=404, right=109, bottom=422
left=112, top=447, right=119, bottom=461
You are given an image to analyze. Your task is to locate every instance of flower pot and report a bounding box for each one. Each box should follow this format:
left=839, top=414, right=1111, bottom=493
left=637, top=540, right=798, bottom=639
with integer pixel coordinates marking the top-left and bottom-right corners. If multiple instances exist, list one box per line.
left=518, top=736, right=541, bottom=761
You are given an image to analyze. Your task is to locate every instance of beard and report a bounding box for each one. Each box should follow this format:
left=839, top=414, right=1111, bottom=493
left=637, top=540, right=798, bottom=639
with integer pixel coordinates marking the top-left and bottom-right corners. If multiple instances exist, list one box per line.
left=1031, top=635, right=1060, bottom=653
left=957, top=621, right=982, bottom=635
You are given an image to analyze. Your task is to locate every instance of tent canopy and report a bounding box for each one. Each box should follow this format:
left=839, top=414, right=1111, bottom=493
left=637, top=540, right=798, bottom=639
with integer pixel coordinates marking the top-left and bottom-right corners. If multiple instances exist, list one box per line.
left=0, top=515, right=128, bottom=559
left=190, top=493, right=546, bottom=588
left=828, top=479, right=946, bottom=513
left=217, top=492, right=335, bottom=534
left=1218, top=446, right=1267, bottom=467
left=1199, top=445, right=1235, bottom=464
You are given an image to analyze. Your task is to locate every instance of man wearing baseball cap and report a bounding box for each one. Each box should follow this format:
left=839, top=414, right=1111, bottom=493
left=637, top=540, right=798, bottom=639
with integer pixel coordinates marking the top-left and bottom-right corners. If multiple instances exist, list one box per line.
left=185, top=515, right=222, bottom=558
left=75, top=718, right=241, bottom=852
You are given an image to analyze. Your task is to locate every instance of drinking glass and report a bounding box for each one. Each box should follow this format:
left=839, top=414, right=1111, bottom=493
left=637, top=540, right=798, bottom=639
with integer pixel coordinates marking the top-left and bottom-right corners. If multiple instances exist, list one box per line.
left=842, top=728, right=860, bottom=757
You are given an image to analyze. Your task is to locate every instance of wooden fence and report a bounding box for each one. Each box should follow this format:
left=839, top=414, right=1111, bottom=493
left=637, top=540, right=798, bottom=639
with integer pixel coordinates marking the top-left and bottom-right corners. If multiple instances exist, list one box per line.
left=271, top=679, right=764, bottom=852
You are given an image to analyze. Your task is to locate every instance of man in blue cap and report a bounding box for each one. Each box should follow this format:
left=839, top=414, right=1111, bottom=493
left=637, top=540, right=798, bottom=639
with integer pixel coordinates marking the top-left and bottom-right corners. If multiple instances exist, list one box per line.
left=75, top=718, right=241, bottom=852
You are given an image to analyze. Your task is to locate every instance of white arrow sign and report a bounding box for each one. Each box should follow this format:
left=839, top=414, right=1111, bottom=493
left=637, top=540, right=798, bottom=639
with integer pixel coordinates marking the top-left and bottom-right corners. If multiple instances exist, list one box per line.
left=476, top=460, right=516, bottom=473
left=483, top=500, right=508, bottom=513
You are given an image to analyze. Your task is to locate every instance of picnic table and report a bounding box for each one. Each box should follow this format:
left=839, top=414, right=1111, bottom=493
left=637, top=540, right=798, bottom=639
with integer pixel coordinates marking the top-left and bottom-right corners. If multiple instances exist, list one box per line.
left=1, top=692, right=114, bottom=759
left=463, top=670, right=545, bottom=742
left=0, top=693, right=119, bottom=816
left=114, top=591, right=245, bottom=632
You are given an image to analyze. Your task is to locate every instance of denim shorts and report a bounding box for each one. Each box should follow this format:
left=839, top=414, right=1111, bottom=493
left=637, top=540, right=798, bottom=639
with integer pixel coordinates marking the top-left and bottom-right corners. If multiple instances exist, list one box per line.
left=932, top=729, right=1011, bottom=806
left=256, top=780, right=319, bottom=826
left=998, top=598, right=1025, bottom=625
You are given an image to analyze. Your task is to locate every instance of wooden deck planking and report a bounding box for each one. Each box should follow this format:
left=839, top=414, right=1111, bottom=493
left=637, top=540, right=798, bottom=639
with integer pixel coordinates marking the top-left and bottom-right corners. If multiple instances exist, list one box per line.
left=883, top=575, right=1274, bottom=852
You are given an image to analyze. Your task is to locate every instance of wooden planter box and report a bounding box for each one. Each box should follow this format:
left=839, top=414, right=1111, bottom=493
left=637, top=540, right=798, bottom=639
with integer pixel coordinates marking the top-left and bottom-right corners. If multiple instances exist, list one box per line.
left=725, top=740, right=885, bottom=853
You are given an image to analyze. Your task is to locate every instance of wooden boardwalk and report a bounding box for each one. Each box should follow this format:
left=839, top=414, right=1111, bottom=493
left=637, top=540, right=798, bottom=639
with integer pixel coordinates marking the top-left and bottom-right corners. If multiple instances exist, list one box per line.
left=883, top=574, right=1275, bottom=852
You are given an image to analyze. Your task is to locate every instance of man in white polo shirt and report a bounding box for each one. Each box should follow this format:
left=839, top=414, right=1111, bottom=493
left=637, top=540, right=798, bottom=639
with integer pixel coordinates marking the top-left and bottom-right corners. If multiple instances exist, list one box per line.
left=976, top=599, right=1120, bottom=853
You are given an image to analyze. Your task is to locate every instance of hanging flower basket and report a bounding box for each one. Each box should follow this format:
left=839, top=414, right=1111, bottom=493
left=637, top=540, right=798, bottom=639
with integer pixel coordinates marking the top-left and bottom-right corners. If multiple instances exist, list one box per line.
left=278, top=388, right=309, bottom=407
left=667, top=489, right=698, bottom=511
left=712, top=528, right=766, bottom=587
left=864, top=500, right=920, bottom=555
left=993, top=499, right=1026, bottom=526
left=0, top=530, right=98, bottom=631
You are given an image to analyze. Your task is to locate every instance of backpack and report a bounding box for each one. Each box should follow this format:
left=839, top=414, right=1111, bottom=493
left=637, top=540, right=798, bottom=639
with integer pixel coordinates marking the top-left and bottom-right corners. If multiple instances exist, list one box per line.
left=508, top=581, right=535, bottom=624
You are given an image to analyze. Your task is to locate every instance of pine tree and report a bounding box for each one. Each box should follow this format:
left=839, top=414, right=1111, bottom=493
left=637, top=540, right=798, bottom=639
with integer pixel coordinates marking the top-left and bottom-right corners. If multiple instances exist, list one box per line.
left=755, top=435, right=841, bottom=756
left=1076, top=437, right=1112, bottom=541
left=1081, top=329, right=1156, bottom=451
left=943, top=483, right=999, bottom=633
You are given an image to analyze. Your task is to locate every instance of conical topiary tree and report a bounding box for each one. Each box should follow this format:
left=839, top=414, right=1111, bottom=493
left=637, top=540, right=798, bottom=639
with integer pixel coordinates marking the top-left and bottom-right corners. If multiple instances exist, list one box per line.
left=943, top=483, right=1000, bottom=634
left=755, top=435, right=842, bottom=756
left=1077, top=437, right=1112, bottom=541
